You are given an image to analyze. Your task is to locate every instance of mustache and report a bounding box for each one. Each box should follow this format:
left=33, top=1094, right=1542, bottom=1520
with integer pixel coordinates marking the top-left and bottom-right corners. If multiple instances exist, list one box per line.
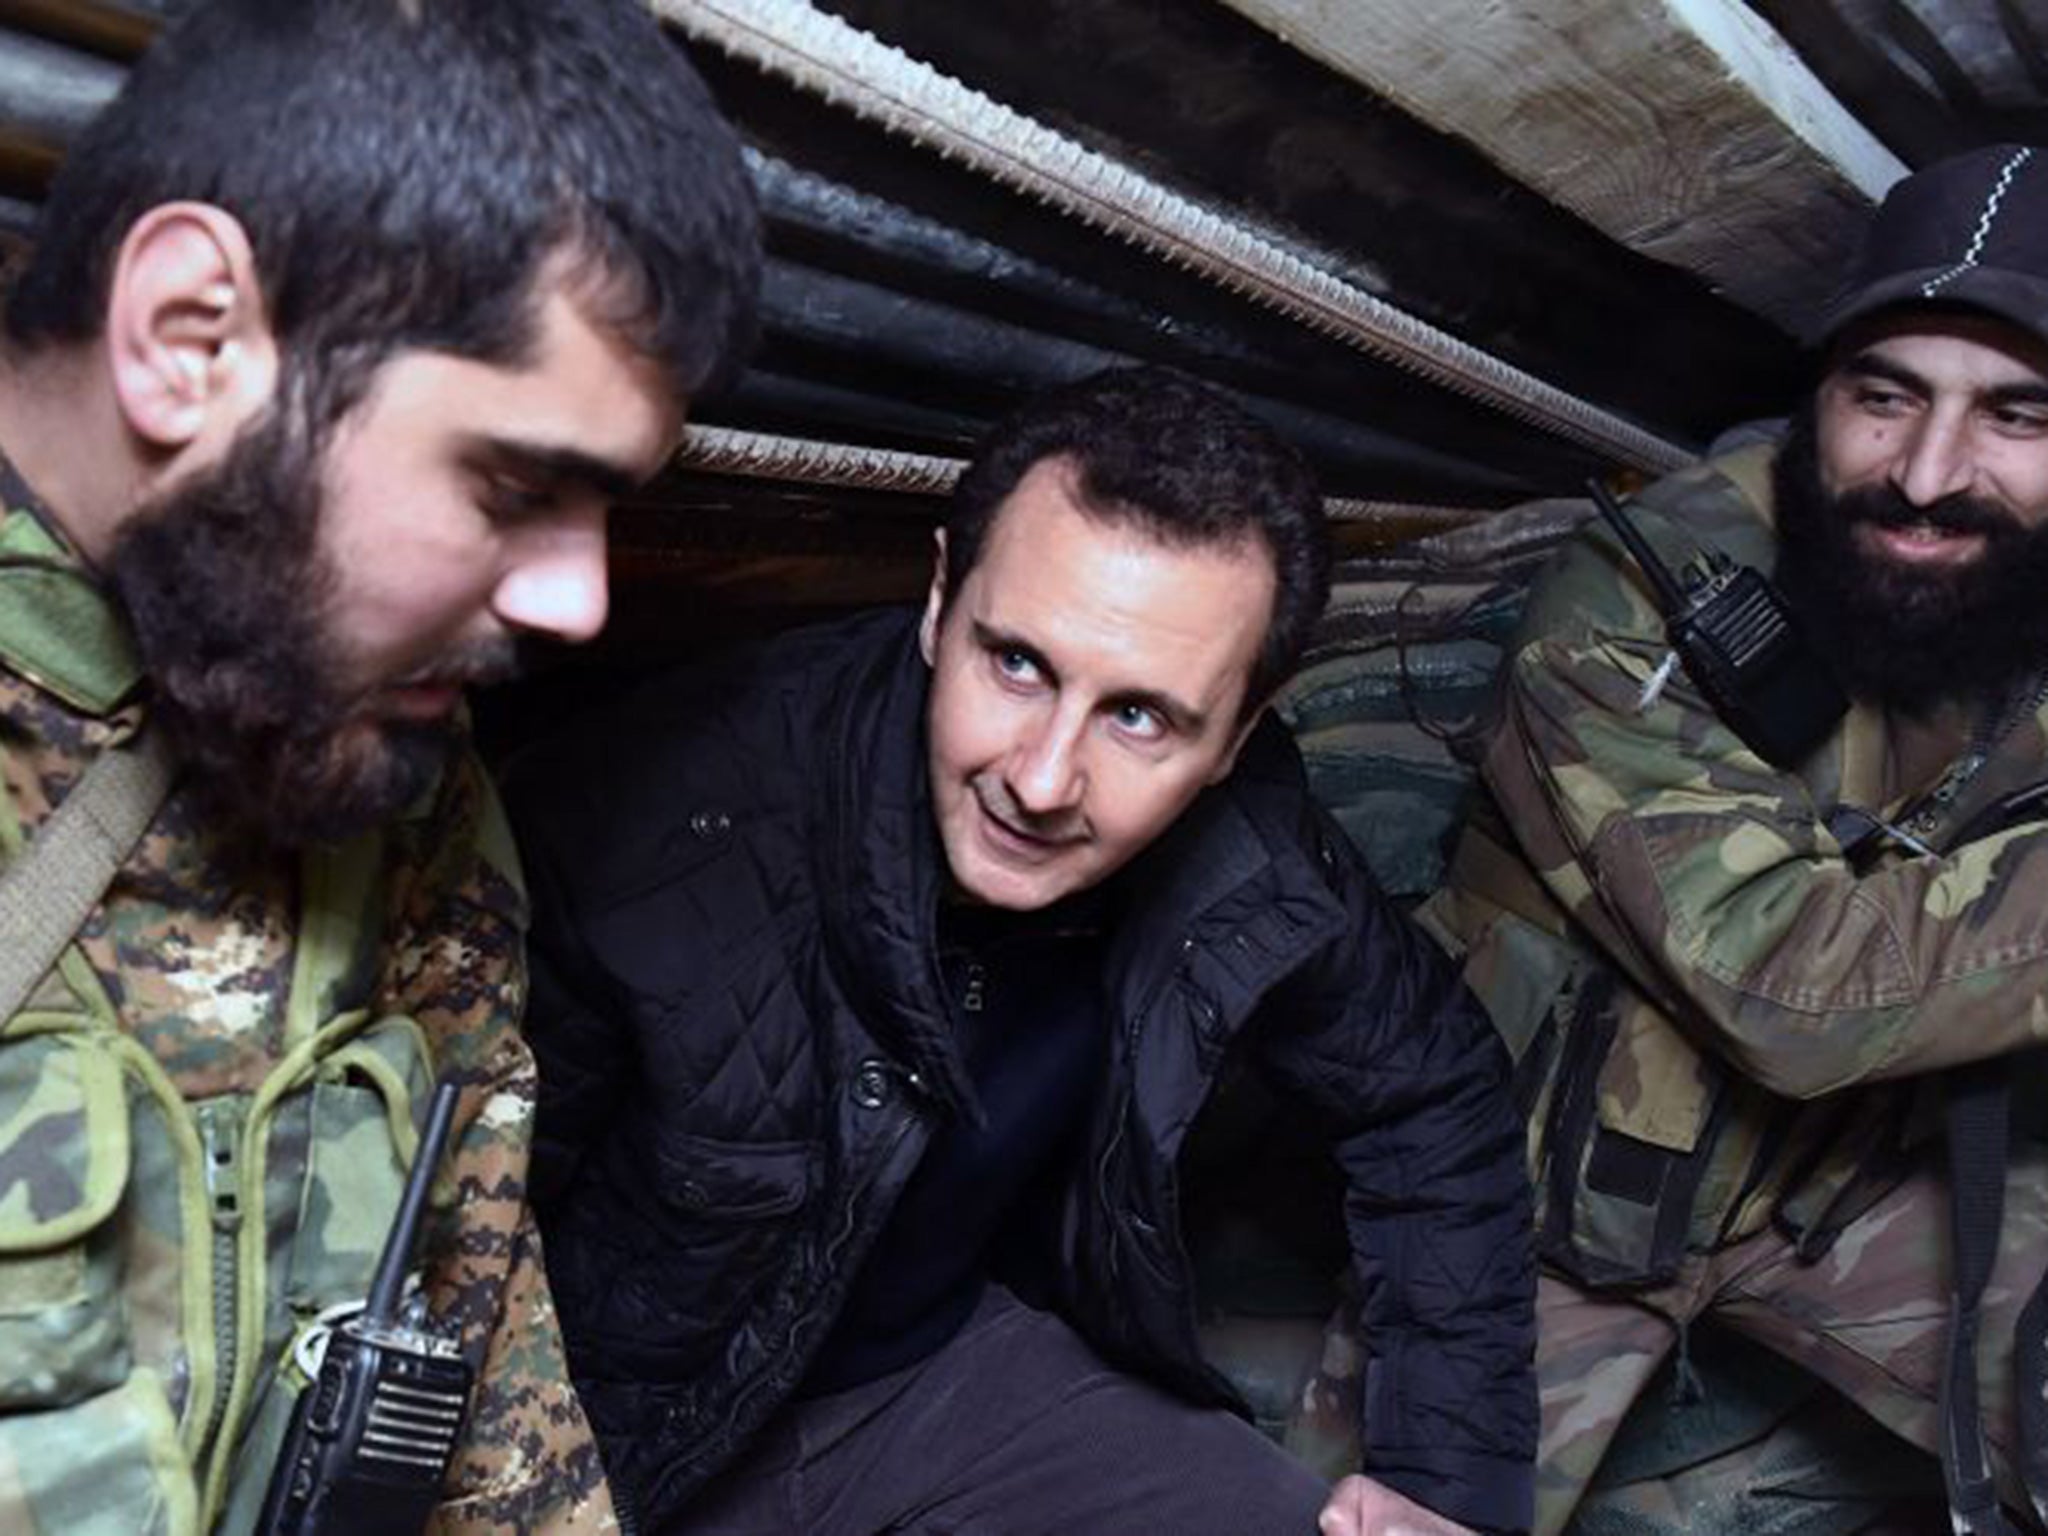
left=1831, top=483, right=2020, bottom=541
left=1772, top=408, right=2048, bottom=715
left=384, top=636, right=523, bottom=695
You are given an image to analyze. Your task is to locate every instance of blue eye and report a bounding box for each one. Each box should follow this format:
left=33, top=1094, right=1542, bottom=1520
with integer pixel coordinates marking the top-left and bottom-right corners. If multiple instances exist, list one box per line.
left=1113, top=702, right=1164, bottom=740
left=995, top=648, right=1041, bottom=683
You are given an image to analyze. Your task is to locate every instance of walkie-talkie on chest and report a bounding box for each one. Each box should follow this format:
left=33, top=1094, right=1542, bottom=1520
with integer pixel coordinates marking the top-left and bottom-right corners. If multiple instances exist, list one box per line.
left=257, top=1080, right=474, bottom=1535
left=1588, top=479, right=1847, bottom=769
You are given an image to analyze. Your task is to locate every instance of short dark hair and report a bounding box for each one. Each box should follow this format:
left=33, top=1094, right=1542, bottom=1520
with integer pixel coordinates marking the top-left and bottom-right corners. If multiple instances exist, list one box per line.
left=6, top=0, right=760, bottom=420
left=945, top=366, right=1331, bottom=713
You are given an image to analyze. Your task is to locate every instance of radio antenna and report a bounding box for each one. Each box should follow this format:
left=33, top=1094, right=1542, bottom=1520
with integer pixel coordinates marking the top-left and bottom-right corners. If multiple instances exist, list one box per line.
left=364, top=1080, right=461, bottom=1326
left=1587, top=478, right=1688, bottom=618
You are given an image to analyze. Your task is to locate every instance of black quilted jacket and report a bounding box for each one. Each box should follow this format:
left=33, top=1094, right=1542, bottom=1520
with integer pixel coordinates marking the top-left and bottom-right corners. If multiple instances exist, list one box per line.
left=504, top=609, right=1536, bottom=1534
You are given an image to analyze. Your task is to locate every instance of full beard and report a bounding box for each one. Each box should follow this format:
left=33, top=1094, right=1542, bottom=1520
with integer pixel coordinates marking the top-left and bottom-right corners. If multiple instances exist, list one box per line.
left=1771, top=410, right=2048, bottom=717
left=105, top=391, right=501, bottom=848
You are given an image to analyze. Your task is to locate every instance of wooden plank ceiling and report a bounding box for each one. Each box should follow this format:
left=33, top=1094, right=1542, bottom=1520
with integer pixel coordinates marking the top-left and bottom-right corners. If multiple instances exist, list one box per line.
left=0, top=0, right=2041, bottom=667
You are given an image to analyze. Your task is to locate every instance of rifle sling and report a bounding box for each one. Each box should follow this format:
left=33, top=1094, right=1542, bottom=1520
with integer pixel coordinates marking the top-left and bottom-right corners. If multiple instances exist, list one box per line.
left=0, top=728, right=176, bottom=1021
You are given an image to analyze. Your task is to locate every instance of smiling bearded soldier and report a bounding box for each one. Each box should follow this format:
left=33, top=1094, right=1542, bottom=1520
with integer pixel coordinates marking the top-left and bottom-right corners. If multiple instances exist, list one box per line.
left=0, top=2, right=759, bottom=1531
left=505, top=366, right=1537, bottom=1536
left=1422, top=143, right=2048, bottom=1536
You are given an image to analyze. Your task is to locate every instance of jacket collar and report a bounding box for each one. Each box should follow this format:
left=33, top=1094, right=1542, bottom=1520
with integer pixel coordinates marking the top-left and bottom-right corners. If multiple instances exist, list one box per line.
left=1102, top=715, right=1350, bottom=1021
left=0, top=452, right=145, bottom=716
left=816, top=610, right=977, bottom=1112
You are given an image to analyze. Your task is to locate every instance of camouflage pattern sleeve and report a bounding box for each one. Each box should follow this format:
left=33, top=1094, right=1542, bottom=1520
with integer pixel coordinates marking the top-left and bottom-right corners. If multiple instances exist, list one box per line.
left=426, top=1206, right=617, bottom=1534
left=1485, top=472, right=2048, bottom=1098
left=378, top=748, right=619, bottom=1534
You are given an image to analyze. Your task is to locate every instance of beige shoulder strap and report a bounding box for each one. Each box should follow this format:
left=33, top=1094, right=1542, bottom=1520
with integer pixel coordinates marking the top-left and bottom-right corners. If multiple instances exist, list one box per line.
left=0, top=729, right=177, bottom=1020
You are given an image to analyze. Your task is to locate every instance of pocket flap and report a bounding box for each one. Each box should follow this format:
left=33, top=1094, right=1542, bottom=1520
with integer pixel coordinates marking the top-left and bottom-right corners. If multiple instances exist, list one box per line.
left=1594, top=991, right=1714, bottom=1153
left=0, top=1035, right=130, bottom=1249
left=653, top=1134, right=810, bottom=1220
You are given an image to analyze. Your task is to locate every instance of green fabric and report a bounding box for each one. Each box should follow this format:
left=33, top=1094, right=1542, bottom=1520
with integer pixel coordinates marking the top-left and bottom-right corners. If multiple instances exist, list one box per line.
left=0, top=509, right=142, bottom=716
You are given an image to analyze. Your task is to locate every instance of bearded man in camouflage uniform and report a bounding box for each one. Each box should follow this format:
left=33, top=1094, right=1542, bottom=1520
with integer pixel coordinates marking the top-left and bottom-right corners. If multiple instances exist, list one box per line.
left=0, top=2, right=758, bottom=1531
left=1425, top=144, right=2048, bottom=1534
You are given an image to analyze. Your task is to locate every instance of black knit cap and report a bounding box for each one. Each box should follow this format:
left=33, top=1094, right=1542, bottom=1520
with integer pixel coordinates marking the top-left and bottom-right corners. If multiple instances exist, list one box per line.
left=1816, top=143, right=2048, bottom=350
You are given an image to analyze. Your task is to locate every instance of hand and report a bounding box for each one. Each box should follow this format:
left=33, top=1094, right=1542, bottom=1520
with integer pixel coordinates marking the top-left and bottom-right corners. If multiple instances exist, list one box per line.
left=1318, top=1475, right=1478, bottom=1536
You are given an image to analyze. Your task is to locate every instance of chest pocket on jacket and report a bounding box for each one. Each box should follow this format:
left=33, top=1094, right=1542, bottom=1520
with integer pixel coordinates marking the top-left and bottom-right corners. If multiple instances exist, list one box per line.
left=275, top=1017, right=435, bottom=1317
left=0, top=1032, right=130, bottom=1411
left=655, top=1134, right=811, bottom=1222
left=0, top=1031, right=202, bottom=1535
left=596, top=1132, right=815, bottom=1343
left=1539, top=983, right=1724, bottom=1288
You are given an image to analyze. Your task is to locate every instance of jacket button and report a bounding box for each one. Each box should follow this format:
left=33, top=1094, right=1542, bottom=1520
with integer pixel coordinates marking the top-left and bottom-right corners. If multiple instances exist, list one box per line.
left=690, top=809, right=732, bottom=841
left=852, top=1058, right=893, bottom=1110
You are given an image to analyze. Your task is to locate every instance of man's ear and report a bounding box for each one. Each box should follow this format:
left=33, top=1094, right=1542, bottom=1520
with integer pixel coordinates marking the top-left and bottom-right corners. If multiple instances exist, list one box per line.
left=104, top=202, right=278, bottom=453
left=918, top=527, right=949, bottom=666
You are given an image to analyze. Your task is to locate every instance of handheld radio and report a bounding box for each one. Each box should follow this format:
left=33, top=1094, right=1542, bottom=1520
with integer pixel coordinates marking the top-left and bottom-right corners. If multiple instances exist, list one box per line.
left=1587, top=479, right=1846, bottom=769
left=256, top=1080, right=474, bottom=1536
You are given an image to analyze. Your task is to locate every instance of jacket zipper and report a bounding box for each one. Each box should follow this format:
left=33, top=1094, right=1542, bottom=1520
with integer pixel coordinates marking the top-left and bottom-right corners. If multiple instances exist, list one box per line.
left=195, top=1096, right=246, bottom=1468
left=1096, top=1088, right=1132, bottom=1286
left=1096, top=982, right=1158, bottom=1287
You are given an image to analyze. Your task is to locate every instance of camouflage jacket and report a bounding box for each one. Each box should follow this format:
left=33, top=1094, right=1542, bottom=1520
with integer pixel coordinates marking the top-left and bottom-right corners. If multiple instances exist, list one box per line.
left=1425, top=443, right=2048, bottom=1287
left=0, top=484, right=614, bottom=1532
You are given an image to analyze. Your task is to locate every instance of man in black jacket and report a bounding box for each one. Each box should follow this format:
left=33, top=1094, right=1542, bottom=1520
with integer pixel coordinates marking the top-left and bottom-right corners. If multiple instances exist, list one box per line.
left=506, top=367, right=1535, bottom=1536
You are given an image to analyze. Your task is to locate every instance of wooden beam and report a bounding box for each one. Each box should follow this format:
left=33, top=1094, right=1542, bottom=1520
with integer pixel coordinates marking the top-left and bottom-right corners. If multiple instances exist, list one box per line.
left=1214, top=0, right=1906, bottom=334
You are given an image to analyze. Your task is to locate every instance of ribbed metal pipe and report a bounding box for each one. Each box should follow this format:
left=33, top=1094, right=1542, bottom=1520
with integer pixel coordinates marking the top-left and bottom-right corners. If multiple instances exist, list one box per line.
left=656, top=0, right=1696, bottom=474
left=0, top=23, right=122, bottom=148
left=676, top=423, right=1489, bottom=533
left=680, top=423, right=964, bottom=498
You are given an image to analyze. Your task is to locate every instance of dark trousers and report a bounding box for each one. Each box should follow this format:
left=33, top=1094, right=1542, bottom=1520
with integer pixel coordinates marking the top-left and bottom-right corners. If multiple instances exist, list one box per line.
left=673, top=1285, right=1331, bottom=1535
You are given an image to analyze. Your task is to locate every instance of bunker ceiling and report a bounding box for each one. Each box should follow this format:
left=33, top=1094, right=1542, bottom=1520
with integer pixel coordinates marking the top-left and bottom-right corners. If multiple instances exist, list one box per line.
left=1, top=0, right=2044, bottom=653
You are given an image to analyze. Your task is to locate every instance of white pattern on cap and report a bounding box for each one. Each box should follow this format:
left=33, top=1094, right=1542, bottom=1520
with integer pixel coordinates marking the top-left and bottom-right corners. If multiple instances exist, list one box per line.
left=1921, top=146, right=2036, bottom=299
